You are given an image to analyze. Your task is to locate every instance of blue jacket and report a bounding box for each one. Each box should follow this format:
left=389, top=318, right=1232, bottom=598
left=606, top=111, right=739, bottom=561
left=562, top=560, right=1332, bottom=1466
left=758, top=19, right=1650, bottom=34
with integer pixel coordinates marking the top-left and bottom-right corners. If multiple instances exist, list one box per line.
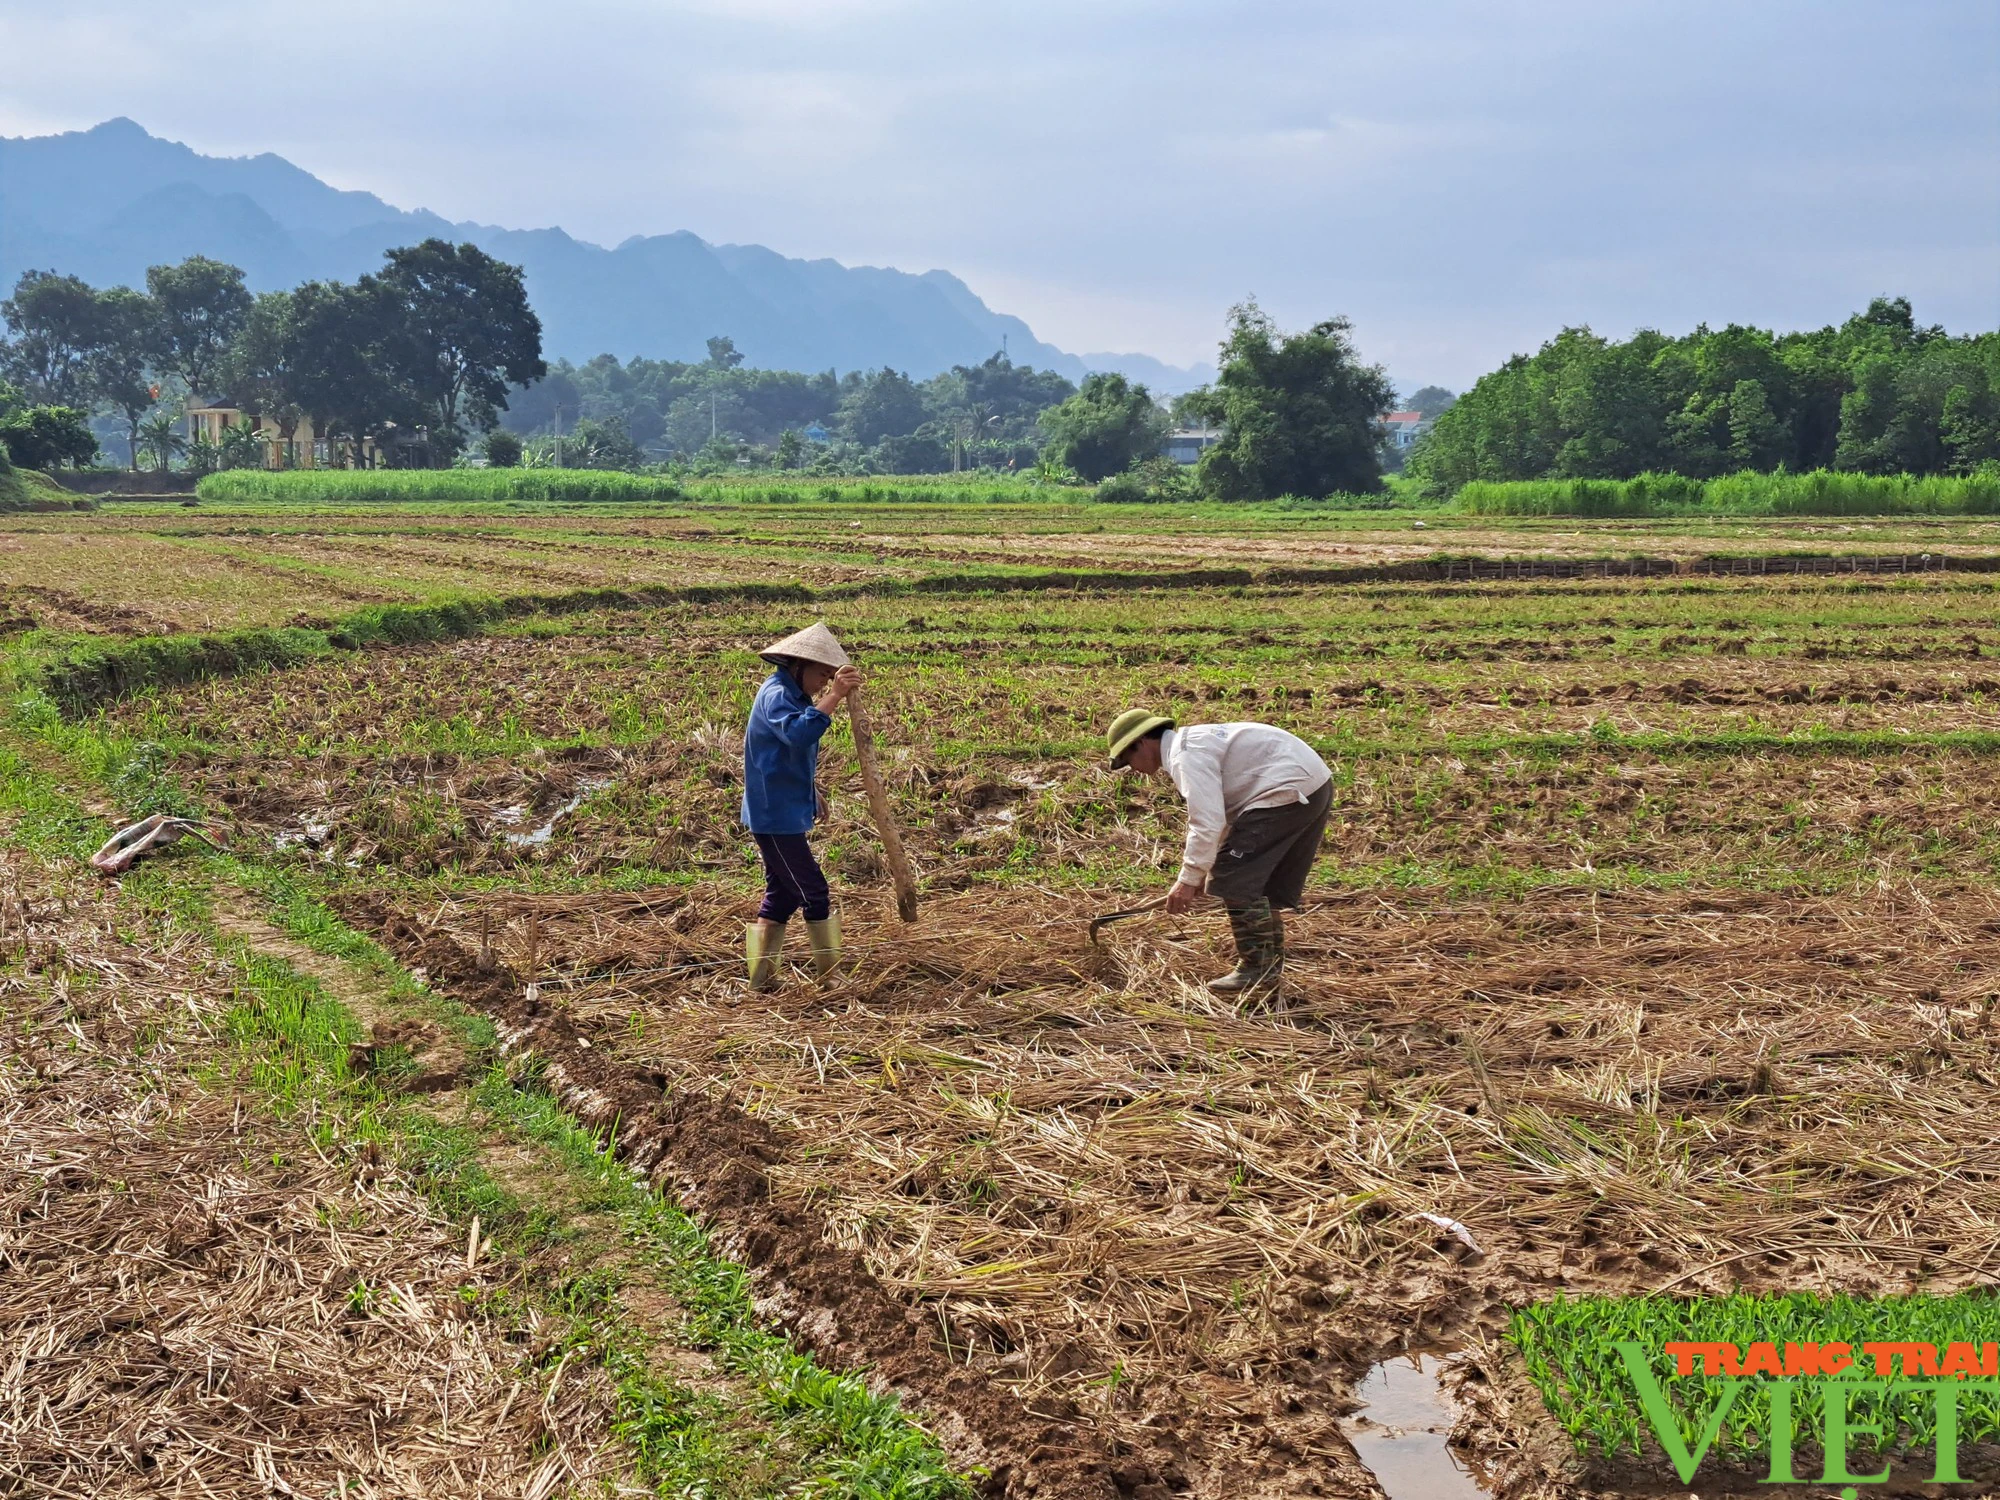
left=740, top=668, right=831, bottom=834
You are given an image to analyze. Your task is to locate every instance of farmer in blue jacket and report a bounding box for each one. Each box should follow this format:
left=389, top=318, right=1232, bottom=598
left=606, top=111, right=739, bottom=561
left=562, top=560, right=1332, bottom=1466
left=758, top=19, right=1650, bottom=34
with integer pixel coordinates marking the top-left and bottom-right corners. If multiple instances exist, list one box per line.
left=742, top=622, right=862, bottom=989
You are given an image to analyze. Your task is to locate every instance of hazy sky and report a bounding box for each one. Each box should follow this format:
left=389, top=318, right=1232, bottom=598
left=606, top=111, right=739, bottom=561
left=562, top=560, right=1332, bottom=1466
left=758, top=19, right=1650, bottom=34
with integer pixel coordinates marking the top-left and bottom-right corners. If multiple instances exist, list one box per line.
left=2, top=0, right=1994, bottom=388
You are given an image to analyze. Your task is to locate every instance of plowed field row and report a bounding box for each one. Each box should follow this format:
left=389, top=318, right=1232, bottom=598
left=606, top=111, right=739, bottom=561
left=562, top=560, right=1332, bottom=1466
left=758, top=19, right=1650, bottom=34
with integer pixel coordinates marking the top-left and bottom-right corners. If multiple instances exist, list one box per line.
left=36, top=512, right=2000, bottom=1498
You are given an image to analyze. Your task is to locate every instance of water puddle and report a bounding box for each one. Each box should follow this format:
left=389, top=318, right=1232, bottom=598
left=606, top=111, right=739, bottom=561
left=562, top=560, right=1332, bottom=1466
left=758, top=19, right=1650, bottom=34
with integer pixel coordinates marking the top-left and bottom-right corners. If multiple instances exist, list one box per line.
left=497, top=777, right=611, bottom=847
left=1344, top=1352, right=1493, bottom=1500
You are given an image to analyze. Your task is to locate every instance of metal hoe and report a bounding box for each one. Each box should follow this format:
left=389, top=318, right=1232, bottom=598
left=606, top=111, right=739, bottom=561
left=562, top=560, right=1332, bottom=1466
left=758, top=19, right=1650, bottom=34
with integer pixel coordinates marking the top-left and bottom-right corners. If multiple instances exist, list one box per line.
left=1087, top=895, right=1167, bottom=944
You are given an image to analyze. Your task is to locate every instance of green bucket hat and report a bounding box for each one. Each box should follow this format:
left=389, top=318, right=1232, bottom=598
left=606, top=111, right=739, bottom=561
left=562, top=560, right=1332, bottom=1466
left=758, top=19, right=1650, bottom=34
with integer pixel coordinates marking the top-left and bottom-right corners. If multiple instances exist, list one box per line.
left=1105, top=708, right=1175, bottom=768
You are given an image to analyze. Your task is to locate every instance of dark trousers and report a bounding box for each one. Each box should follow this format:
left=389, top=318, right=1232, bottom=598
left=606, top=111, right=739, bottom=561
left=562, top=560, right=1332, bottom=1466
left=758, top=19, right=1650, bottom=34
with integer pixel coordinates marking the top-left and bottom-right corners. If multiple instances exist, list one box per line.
left=754, top=833, right=831, bottom=923
left=1204, top=779, right=1333, bottom=910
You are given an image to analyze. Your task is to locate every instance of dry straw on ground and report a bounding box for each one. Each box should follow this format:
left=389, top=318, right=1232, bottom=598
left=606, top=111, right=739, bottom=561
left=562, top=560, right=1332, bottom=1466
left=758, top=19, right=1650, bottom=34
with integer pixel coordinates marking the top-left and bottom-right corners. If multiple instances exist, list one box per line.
left=0, top=853, right=632, bottom=1500
left=412, top=879, right=2000, bottom=1486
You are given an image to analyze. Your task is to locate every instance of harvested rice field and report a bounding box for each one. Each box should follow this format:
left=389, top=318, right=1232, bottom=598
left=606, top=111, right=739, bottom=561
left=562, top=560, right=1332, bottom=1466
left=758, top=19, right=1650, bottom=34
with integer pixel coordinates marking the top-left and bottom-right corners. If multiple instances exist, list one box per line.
left=19, top=499, right=2000, bottom=1498
left=11, top=495, right=2000, bottom=632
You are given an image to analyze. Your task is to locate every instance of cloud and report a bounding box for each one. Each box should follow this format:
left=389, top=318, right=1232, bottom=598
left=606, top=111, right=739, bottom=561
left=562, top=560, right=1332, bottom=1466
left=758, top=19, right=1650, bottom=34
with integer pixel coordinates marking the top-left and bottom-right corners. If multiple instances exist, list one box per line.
left=2, top=0, right=1993, bottom=383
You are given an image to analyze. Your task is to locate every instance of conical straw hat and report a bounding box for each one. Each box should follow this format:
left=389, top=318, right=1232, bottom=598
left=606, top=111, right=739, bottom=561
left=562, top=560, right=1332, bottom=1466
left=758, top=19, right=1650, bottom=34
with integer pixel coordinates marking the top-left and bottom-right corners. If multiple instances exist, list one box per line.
left=759, top=621, right=850, bottom=669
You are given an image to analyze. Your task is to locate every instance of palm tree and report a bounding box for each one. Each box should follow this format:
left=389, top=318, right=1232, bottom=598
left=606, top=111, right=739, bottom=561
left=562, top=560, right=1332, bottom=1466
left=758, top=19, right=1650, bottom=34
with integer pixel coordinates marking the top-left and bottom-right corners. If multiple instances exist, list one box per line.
left=138, top=414, right=185, bottom=473
left=219, top=418, right=264, bottom=471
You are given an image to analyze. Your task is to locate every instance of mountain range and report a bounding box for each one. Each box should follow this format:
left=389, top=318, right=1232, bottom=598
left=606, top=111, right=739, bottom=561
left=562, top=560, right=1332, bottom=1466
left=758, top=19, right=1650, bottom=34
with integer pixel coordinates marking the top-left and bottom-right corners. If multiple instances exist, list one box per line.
left=0, top=119, right=1211, bottom=392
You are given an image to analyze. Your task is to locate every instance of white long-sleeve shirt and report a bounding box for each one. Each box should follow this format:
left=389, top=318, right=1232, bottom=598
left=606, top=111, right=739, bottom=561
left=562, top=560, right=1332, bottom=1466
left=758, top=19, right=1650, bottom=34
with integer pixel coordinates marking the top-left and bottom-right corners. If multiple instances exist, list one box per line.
left=1159, top=723, right=1332, bottom=889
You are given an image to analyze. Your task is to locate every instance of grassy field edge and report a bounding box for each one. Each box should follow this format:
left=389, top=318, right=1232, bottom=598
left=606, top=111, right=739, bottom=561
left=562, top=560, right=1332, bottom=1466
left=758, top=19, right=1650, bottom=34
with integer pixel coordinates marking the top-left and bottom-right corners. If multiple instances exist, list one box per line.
left=0, top=735, right=977, bottom=1497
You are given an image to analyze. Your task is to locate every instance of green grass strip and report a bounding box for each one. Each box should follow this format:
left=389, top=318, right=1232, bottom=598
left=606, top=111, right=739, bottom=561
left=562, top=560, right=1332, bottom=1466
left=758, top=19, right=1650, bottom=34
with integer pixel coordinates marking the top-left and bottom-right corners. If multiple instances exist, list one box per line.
left=221, top=864, right=973, bottom=1496
left=480, top=1065, right=972, bottom=1498
left=224, top=853, right=973, bottom=1493
left=0, top=726, right=974, bottom=1497
left=196, top=469, right=697, bottom=505
left=192, top=468, right=1089, bottom=508
left=31, top=582, right=812, bottom=713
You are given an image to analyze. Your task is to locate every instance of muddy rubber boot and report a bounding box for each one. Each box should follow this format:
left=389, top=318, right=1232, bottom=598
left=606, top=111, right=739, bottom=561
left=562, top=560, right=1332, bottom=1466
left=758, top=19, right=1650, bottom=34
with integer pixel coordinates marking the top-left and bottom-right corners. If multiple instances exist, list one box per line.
left=1207, top=899, right=1283, bottom=1000
left=806, top=913, right=842, bottom=978
left=1246, top=906, right=1287, bottom=1010
left=746, top=921, right=785, bottom=992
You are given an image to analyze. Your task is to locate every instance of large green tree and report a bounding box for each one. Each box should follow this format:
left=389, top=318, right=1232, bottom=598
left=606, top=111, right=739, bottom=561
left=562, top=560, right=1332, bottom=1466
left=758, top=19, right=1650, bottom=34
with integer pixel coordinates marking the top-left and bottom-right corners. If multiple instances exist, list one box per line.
left=1552, top=331, right=1666, bottom=478
left=288, top=279, right=419, bottom=463
left=220, top=290, right=308, bottom=459
left=0, top=405, right=98, bottom=469
left=1038, top=372, right=1165, bottom=482
left=1195, top=302, right=1394, bottom=500
left=89, top=286, right=162, bottom=471
left=369, top=239, right=545, bottom=460
left=1404, top=385, right=1457, bottom=419
left=945, top=353, right=1075, bottom=442
left=0, top=271, right=106, bottom=407
left=838, top=367, right=929, bottom=447
left=146, top=256, right=252, bottom=399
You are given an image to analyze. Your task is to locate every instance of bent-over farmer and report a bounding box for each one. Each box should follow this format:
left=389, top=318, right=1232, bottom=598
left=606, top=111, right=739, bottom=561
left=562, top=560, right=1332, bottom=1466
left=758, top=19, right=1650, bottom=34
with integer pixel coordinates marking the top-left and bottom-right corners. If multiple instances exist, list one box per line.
left=741, top=622, right=861, bottom=990
left=1105, top=709, right=1333, bottom=999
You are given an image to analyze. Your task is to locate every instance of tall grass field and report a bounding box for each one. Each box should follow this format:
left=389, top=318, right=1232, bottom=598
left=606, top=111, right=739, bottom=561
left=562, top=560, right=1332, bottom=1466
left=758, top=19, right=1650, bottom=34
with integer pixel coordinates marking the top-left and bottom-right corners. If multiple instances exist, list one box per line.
left=194, top=469, right=1082, bottom=506
left=196, top=469, right=686, bottom=504
left=1455, top=468, right=2000, bottom=517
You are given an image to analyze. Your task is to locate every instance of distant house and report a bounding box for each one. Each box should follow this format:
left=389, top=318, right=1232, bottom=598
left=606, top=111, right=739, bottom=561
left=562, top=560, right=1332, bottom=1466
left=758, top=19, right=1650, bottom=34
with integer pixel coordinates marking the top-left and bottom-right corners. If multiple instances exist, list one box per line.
left=1379, top=411, right=1435, bottom=452
left=1161, top=427, right=1223, bottom=465
left=185, top=401, right=385, bottom=469
left=803, top=423, right=832, bottom=445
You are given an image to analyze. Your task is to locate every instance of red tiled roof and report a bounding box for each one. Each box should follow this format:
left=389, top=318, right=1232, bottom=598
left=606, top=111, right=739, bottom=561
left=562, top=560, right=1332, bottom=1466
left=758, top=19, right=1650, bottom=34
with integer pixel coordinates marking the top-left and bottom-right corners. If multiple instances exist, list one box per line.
left=1382, top=411, right=1425, bottom=423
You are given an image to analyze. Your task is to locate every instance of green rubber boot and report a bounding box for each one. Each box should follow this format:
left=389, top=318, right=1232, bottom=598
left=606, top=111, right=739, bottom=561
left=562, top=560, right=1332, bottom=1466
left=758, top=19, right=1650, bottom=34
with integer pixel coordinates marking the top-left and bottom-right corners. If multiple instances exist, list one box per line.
left=1207, top=899, right=1284, bottom=1002
left=746, top=921, right=784, bottom=992
left=806, top=914, right=842, bottom=978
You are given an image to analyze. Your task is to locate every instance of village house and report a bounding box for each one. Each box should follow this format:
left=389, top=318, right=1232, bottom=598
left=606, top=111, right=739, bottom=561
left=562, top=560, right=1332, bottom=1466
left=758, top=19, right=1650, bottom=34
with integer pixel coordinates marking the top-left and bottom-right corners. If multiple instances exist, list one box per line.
left=1378, top=410, right=1436, bottom=452
left=1161, top=427, right=1224, bottom=464
left=184, top=401, right=386, bottom=469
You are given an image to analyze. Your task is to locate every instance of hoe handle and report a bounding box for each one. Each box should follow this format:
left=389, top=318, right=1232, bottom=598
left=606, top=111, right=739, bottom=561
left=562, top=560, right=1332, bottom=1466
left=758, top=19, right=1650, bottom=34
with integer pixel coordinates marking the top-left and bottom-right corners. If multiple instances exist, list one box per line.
left=845, top=687, right=920, bottom=923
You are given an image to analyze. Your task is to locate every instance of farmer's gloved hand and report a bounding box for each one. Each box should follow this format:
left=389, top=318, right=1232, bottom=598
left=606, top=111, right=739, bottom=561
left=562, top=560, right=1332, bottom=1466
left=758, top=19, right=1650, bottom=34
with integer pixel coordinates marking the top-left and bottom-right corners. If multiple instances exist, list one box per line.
left=1165, top=879, right=1205, bottom=915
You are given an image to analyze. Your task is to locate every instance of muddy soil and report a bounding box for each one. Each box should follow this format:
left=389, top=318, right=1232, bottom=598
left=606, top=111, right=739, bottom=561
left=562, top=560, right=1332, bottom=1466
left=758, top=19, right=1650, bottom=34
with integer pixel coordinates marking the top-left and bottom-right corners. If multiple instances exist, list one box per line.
left=343, top=894, right=1294, bottom=1500
left=335, top=879, right=2000, bottom=1500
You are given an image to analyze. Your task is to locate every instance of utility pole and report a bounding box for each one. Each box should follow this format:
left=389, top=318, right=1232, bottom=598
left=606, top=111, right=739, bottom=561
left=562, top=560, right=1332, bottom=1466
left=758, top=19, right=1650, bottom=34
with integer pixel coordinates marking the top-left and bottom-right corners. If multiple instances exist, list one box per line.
left=710, top=391, right=717, bottom=443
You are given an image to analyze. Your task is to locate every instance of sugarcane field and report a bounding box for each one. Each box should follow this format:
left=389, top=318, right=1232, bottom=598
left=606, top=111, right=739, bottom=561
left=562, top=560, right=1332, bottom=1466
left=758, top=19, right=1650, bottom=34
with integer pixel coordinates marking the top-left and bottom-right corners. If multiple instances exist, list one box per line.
left=0, top=482, right=1996, bottom=1500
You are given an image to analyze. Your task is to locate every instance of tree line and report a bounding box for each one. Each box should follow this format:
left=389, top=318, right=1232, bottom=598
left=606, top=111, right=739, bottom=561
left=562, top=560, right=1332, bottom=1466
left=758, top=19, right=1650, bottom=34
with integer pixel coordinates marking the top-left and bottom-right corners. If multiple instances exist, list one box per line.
left=508, top=341, right=1080, bottom=475
left=1, top=241, right=1427, bottom=501
left=11, top=247, right=1982, bottom=504
left=516, top=304, right=1412, bottom=501
left=0, top=242, right=544, bottom=470
left=1409, top=298, right=2000, bottom=498
left=1059, top=302, right=1404, bottom=503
